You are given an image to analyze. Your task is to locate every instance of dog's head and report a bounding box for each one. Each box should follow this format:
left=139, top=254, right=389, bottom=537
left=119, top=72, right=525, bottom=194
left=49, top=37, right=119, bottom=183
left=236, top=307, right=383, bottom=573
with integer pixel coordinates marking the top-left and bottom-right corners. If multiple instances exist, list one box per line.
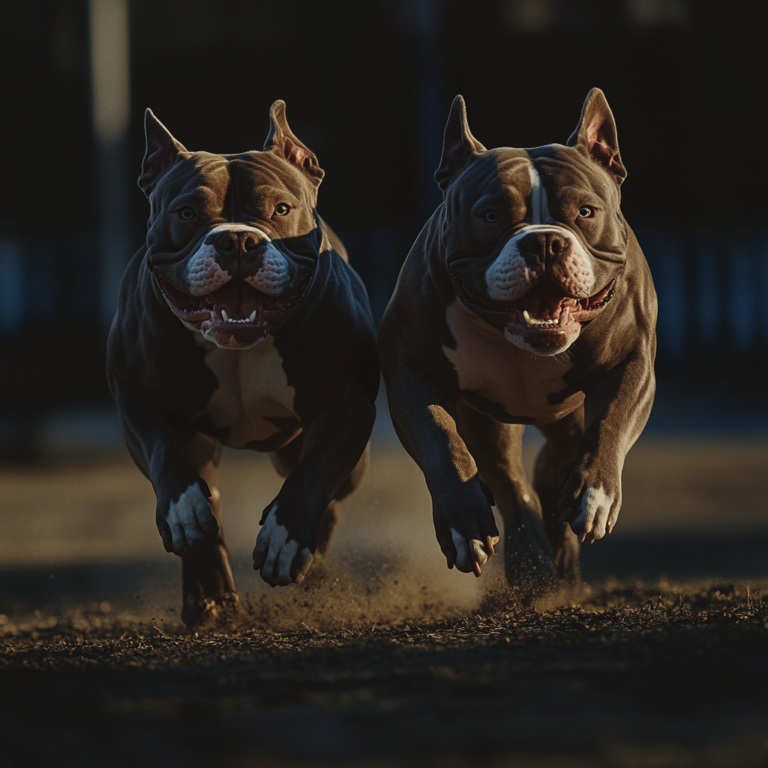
left=139, top=101, right=325, bottom=349
left=437, top=89, right=628, bottom=356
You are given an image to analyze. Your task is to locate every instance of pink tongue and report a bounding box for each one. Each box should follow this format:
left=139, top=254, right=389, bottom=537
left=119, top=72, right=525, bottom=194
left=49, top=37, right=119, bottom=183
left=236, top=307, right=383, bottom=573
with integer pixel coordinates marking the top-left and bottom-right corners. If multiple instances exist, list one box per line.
left=209, top=280, right=262, bottom=319
left=519, top=283, right=569, bottom=317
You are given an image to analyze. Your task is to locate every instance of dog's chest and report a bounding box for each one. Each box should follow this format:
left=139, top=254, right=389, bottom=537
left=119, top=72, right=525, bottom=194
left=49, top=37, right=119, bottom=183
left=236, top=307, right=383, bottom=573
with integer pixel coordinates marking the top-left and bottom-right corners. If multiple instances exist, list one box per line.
left=195, top=336, right=297, bottom=447
left=443, top=300, right=583, bottom=424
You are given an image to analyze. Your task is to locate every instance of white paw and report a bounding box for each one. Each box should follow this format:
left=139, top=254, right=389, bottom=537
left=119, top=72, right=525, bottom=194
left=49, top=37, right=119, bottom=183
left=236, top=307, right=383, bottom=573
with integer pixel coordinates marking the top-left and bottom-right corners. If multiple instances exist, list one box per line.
left=450, top=528, right=489, bottom=573
left=252, top=504, right=313, bottom=587
left=569, top=486, right=616, bottom=543
left=165, top=484, right=216, bottom=554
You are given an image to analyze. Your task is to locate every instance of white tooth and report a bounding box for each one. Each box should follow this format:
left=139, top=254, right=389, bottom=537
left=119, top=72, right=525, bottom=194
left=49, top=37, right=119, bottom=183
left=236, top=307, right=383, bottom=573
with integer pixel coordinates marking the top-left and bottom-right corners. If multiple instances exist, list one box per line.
left=249, top=311, right=257, bottom=322
left=523, top=310, right=532, bottom=328
left=221, top=310, right=229, bottom=322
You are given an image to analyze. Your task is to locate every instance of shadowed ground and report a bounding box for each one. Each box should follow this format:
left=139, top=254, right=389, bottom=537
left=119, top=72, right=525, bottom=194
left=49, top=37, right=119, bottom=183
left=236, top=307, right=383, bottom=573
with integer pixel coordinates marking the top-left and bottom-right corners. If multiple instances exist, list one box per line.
left=2, top=400, right=768, bottom=766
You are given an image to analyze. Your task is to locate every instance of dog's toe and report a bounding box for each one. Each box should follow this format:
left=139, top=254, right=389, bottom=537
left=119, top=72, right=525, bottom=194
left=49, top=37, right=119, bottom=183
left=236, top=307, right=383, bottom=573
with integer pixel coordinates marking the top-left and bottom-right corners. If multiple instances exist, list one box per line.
left=252, top=505, right=313, bottom=586
left=568, top=486, right=615, bottom=543
left=450, top=528, right=489, bottom=575
left=162, top=483, right=217, bottom=556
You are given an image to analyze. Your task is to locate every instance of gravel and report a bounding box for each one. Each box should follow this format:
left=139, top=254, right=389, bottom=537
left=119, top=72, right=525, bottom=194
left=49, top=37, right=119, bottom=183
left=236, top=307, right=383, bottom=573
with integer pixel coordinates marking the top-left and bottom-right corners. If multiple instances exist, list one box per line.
left=3, top=580, right=768, bottom=767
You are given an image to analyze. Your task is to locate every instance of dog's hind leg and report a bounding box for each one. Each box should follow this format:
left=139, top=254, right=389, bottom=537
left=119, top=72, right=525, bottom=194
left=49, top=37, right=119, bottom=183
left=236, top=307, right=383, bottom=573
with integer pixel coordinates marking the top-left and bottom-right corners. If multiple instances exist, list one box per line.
left=456, top=402, right=555, bottom=602
left=533, top=407, right=584, bottom=586
left=320, top=442, right=369, bottom=557
left=181, top=433, right=240, bottom=630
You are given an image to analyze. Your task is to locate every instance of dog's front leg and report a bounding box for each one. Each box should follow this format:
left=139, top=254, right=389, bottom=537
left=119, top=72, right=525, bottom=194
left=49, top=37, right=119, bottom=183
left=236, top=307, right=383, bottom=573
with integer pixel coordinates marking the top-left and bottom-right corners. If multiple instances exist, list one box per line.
left=384, top=364, right=499, bottom=577
left=252, top=388, right=375, bottom=587
left=112, top=379, right=219, bottom=556
left=558, top=353, right=655, bottom=543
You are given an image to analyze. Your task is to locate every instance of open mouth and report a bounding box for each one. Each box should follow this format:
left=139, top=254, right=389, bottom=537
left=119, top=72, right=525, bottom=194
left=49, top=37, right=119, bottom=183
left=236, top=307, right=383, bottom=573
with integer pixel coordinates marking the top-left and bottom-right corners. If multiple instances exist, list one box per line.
left=157, top=276, right=309, bottom=344
left=455, top=277, right=617, bottom=339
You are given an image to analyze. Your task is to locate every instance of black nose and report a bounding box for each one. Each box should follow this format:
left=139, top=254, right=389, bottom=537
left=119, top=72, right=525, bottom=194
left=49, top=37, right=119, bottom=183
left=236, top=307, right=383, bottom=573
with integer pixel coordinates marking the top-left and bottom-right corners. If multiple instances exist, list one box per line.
left=518, top=232, right=568, bottom=266
left=208, top=229, right=265, bottom=257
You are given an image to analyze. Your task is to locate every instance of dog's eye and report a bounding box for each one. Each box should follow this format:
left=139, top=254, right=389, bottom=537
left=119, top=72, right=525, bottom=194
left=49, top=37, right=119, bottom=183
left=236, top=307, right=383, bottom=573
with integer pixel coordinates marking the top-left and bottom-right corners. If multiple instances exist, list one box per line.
left=578, top=206, right=595, bottom=218
left=483, top=210, right=499, bottom=223
left=179, top=207, right=195, bottom=220
left=274, top=203, right=291, bottom=216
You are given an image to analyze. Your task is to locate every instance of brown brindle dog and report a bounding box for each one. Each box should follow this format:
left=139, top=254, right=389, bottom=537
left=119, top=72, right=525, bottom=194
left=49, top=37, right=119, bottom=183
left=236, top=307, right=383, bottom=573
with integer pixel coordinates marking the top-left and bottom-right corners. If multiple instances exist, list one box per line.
left=108, top=103, right=378, bottom=628
left=379, top=90, right=657, bottom=595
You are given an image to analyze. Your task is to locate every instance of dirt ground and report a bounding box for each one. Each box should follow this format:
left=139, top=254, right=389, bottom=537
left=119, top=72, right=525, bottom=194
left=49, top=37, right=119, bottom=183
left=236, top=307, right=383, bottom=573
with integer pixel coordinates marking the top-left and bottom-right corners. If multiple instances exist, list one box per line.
left=3, top=433, right=768, bottom=767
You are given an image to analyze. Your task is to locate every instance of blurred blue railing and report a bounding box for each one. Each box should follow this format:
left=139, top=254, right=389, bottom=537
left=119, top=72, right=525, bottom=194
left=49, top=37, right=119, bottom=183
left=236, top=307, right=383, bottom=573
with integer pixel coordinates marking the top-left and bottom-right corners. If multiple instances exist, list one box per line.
left=640, top=231, right=768, bottom=370
left=0, top=231, right=99, bottom=336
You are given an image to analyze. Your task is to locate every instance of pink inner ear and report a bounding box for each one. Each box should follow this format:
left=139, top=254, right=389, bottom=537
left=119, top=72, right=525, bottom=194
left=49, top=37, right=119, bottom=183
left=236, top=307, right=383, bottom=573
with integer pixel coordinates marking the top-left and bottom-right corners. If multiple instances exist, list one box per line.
left=284, top=136, right=313, bottom=171
left=587, top=119, right=619, bottom=171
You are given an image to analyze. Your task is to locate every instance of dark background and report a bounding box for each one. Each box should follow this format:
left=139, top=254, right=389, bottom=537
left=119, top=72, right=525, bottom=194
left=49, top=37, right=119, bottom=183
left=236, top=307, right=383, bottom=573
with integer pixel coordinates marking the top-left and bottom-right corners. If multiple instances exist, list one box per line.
left=1, top=0, right=767, bottom=444
left=4, top=0, right=768, bottom=232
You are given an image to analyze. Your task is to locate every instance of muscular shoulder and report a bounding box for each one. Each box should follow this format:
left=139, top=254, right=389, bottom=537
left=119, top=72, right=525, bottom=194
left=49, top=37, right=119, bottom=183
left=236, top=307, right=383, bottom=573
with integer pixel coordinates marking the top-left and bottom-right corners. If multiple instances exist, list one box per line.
left=276, top=251, right=379, bottom=409
left=379, top=251, right=460, bottom=395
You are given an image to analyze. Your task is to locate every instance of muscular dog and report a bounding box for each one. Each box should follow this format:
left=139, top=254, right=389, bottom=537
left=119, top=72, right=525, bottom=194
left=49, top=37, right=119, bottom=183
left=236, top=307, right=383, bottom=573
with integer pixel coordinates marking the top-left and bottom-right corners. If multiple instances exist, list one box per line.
left=379, top=89, right=656, bottom=594
left=108, top=103, right=378, bottom=628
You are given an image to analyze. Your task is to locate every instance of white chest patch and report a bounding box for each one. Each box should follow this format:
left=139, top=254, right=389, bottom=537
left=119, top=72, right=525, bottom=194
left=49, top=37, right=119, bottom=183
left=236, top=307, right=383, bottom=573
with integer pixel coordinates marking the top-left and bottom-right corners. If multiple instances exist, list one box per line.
left=195, top=335, right=297, bottom=447
left=442, top=299, right=583, bottom=424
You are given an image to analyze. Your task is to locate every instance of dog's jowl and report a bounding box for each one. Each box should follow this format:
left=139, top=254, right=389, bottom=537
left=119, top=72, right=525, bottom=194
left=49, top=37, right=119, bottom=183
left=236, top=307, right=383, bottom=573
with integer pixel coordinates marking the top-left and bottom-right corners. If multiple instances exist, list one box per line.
left=108, top=103, right=378, bottom=628
left=379, top=89, right=657, bottom=596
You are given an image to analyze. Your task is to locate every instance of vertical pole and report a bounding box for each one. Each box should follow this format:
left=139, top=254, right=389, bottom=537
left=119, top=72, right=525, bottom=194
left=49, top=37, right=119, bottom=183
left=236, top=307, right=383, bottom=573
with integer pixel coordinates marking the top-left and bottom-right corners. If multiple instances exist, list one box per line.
left=89, top=0, right=131, bottom=333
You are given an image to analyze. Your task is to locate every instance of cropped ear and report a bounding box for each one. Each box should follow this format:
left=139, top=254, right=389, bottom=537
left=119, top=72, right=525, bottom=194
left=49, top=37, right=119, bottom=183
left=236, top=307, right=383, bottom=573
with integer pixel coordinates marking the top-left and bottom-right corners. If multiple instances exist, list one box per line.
left=138, top=109, right=188, bottom=196
left=263, top=100, right=324, bottom=186
left=567, top=88, right=627, bottom=184
left=435, top=95, right=486, bottom=191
